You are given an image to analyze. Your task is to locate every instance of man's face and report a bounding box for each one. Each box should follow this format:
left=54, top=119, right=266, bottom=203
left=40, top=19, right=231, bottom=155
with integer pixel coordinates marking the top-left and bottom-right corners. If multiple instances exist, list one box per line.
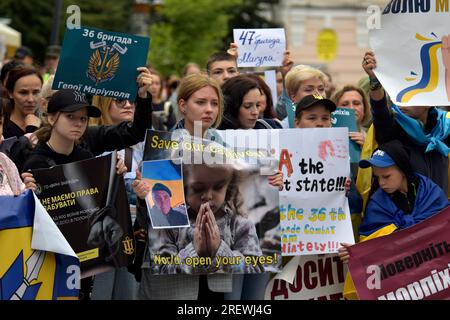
left=153, top=190, right=172, bottom=215
left=208, top=60, right=239, bottom=86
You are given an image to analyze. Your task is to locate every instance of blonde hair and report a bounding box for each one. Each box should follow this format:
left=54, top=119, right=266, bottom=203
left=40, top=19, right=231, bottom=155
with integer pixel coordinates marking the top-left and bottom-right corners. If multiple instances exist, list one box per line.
left=331, top=85, right=372, bottom=128
left=285, top=65, right=327, bottom=98
left=177, top=73, right=224, bottom=128
left=89, top=95, right=114, bottom=126
left=40, top=75, right=56, bottom=100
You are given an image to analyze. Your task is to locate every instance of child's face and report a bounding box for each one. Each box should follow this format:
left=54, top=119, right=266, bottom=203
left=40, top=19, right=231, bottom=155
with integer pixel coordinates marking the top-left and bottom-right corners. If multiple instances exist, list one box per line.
left=294, top=104, right=331, bottom=128
left=49, top=108, right=89, bottom=141
left=186, top=165, right=234, bottom=214
left=209, top=60, right=239, bottom=86
left=373, top=165, right=406, bottom=194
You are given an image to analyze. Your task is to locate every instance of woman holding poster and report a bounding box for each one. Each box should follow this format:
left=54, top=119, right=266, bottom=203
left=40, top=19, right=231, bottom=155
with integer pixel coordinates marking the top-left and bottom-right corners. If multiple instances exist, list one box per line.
left=133, top=73, right=283, bottom=300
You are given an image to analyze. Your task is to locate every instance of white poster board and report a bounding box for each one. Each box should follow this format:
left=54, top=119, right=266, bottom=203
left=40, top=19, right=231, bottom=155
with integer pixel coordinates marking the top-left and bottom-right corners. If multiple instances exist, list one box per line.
left=233, top=28, right=286, bottom=67
left=369, top=1, right=450, bottom=106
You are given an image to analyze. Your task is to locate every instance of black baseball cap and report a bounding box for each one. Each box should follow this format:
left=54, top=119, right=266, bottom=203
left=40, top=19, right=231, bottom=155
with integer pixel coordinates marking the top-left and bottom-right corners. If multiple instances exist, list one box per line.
left=295, top=94, right=337, bottom=118
left=152, top=183, right=172, bottom=197
left=47, top=89, right=101, bottom=118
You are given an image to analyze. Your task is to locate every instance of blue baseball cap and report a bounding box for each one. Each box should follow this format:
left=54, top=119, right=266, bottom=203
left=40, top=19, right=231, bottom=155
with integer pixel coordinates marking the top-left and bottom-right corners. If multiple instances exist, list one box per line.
left=359, top=149, right=396, bottom=168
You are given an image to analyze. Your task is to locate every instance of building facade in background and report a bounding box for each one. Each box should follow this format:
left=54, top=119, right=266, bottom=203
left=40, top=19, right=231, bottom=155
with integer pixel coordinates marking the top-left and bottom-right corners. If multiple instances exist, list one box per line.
left=261, top=0, right=388, bottom=88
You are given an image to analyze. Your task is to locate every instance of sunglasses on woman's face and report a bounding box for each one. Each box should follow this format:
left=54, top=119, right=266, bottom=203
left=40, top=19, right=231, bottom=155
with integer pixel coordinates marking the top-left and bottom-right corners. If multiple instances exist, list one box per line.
left=113, top=99, right=135, bottom=108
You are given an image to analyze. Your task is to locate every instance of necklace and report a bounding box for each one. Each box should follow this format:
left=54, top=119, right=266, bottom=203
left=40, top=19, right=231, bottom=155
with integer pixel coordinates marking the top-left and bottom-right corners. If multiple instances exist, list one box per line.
left=47, top=141, right=57, bottom=153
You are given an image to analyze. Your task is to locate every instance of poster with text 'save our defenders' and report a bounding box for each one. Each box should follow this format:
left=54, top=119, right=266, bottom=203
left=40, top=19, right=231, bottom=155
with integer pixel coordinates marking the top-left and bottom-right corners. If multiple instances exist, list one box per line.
left=369, top=0, right=450, bottom=106
left=53, top=26, right=150, bottom=101
left=233, top=28, right=286, bottom=67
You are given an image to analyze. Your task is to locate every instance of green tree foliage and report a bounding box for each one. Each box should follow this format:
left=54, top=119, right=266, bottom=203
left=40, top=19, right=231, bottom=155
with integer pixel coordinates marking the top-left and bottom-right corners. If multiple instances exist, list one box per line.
left=148, top=0, right=241, bottom=76
left=0, top=0, right=53, bottom=64
left=225, top=0, right=281, bottom=45
left=0, top=0, right=133, bottom=65
left=61, top=0, right=134, bottom=36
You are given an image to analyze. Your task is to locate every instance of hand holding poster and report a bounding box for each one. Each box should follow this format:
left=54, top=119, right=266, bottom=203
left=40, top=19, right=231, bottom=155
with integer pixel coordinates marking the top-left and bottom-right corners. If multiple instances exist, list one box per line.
left=369, top=1, right=450, bottom=106
left=53, top=26, right=150, bottom=101
left=348, top=206, right=450, bottom=300
left=31, top=153, right=134, bottom=278
left=331, top=108, right=360, bottom=163
left=233, top=28, right=286, bottom=67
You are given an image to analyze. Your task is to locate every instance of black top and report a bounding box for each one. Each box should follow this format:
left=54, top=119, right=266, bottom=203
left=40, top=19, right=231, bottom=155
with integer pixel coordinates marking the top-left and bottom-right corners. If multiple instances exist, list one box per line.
left=3, top=120, right=38, bottom=139
left=81, top=96, right=153, bottom=156
left=7, top=96, right=153, bottom=172
left=22, top=143, right=93, bottom=172
left=371, top=94, right=450, bottom=191
left=152, top=101, right=176, bottom=130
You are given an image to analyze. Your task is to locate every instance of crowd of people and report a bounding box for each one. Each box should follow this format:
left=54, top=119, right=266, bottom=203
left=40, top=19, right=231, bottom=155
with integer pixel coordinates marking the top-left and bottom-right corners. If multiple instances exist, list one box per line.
left=1, top=38, right=449, bottom=301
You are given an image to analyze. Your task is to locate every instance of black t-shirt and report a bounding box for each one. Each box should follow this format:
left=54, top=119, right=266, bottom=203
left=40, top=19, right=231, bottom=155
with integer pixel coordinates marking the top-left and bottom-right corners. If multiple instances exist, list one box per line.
left=3, top=120, right=38, bottom=139
left=22, top=143, right=94, bottom=172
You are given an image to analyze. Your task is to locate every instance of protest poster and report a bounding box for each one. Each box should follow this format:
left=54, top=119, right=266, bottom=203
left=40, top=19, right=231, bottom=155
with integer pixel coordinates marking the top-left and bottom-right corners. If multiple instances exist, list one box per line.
left=142, top=129, right=281, bottom=275
left=369, top=1, right=450, bottom=106
left=0, top=190, right=79, bottom=300
left=31, top=153, right=134, bottom=278
left=233, top=28, right=286, bottom=67
left=216, top=128, right=355, bottom=256
left=53, top=26, right=150, bottom=101
left=216, top=128, right=355, bottom=254
left=278, top=128, right=355, bottom=255
left=331, top=108, right=361, bottom=163
left=348, top=206, right=450, bottom=300
left=265, top=254, right=346, bottom=300
left=141, top=159, right=189, bottom=229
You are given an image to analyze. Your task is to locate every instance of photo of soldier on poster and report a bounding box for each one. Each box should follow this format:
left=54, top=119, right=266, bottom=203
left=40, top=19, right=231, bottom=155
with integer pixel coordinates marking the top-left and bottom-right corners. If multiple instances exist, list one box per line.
left=31, top=153, right=135, bottom=278
left=142, top=130, right=281, bottom=275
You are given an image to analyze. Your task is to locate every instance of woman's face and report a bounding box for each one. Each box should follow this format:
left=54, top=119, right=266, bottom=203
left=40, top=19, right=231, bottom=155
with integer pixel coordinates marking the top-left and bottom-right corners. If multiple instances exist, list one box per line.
left=186, top=165, right=233, bottom=214
left=290, top=77, right=325, bottom=104
left=9, top=74, right=42, bottom=117
left=149, top=75, right=162, bottom=99
left=179, top=86, right=219, bottom=134
left=49, top=108, right=89, bottom=142
left=109, top=99, right=135, bottom=124
left=238, top=88, right=262, bottom=129
left=373, top=166, right=406, bottom=194
left=258, top=92, right=267, bottom=118
left=295, top=104, right=331, bottom=128
left=337, top=90, right=364, bottom=125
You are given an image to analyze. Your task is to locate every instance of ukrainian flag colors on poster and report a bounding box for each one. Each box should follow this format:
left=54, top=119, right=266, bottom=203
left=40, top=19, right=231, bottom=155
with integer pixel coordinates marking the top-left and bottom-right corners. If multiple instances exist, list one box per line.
left=370, top=0, right=450, bottom=106
left=0, top=190, right=79, bottom=300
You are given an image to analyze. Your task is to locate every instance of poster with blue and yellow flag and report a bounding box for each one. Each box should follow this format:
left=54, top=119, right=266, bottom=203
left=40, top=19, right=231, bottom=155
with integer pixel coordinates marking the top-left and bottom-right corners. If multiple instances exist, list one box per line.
left=0, top=190, right=79, bottom=300
left=370, top=0, right=450, bottom=106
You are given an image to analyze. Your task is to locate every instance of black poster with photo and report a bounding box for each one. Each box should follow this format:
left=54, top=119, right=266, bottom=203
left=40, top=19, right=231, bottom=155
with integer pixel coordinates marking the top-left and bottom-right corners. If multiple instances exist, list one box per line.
left=31, top=153, right=135, bottom=278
